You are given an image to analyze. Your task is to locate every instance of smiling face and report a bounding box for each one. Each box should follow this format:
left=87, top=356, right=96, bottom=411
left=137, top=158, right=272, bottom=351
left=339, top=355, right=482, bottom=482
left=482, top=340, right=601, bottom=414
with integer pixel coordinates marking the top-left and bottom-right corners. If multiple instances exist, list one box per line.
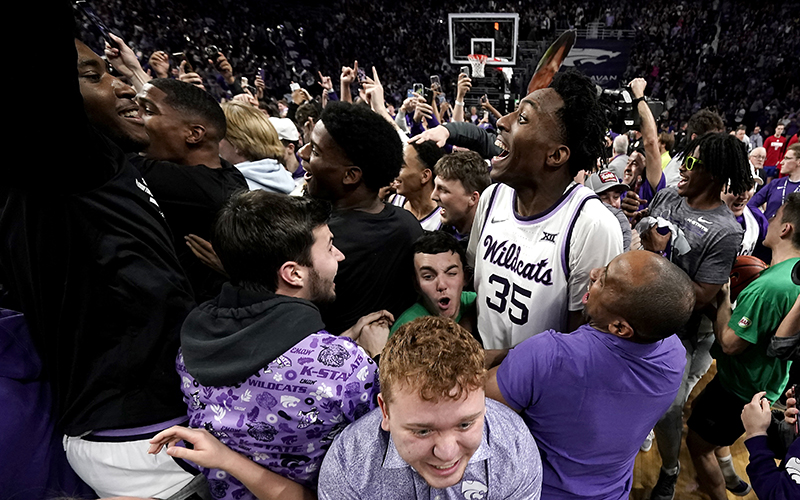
left=721, top=184, right=755, bottom=217
left=378, top=385, right=485, bottom=489
left=431, top=177, right=476, bottom=233
left=137, top=83, right=190, bottom=162
left=76, top=41, right=149, bottom=152
left=305, top=224, right=344, bottom=303
left=298, top=121, right=350, bottom=201
left=582, top=253, right=637, bottom=330
left=677, top=146, right=715, bottom=199
left=492, top=88, right=565, bottom=189
left=414, top=251, right=465, bottom=320
left=395, top=144, right=427, bottom=197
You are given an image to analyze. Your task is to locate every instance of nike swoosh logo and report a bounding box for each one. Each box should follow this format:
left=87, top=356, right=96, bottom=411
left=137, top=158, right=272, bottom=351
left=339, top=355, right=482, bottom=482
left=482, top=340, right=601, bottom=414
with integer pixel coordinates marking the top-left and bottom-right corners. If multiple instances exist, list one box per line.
left=491, top=216, right=507, bottom=223
left=697, top=216, right=712, bottom=224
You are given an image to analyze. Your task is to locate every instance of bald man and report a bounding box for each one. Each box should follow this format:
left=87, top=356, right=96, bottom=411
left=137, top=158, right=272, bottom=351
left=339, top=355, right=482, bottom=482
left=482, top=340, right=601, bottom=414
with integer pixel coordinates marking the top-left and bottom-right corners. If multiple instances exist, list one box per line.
left=486, top=251, right=694, bottom=499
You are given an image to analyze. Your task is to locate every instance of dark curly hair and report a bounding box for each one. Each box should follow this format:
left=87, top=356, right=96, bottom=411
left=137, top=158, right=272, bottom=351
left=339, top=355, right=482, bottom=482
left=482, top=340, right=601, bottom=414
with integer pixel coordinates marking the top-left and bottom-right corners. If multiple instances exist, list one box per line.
left=550, top=70, right=607, bottom=176
left=681, top=132, right=752, bottom=196
left=320, top=101, right=404, bottom=192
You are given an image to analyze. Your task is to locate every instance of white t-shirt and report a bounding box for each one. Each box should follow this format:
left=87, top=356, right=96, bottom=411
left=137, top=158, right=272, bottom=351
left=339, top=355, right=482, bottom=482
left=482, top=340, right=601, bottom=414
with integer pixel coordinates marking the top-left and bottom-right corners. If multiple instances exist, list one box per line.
left=467, top=182, right=623, bottom=349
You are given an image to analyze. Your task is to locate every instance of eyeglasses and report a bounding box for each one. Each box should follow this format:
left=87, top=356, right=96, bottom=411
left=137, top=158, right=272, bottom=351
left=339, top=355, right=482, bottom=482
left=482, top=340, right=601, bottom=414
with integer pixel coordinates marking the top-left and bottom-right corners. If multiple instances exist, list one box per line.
left=683, top=155, right=704, bottom=171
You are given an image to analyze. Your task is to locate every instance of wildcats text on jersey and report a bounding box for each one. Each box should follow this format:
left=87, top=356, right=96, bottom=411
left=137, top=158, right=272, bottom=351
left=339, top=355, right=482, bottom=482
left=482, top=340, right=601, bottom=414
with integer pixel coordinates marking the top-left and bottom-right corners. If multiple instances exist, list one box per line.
left=482, top=236, right=554, bottom=285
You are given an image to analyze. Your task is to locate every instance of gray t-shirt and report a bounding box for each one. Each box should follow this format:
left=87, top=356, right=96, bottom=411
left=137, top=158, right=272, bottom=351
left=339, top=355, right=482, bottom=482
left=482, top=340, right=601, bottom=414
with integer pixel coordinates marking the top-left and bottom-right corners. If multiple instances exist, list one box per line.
left=606, top=204, right=632, bottom=252
left=648, top=187, right=743, bottom=284
left=318, top=398, right=542, bottom=499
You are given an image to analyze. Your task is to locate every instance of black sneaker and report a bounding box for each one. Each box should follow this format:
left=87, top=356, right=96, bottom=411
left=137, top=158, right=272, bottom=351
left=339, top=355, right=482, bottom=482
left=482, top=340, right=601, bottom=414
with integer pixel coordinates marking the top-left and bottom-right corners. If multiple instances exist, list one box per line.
left=650, top=464, right=680, bottom=500
left=726, top=479, right=752, bottom=496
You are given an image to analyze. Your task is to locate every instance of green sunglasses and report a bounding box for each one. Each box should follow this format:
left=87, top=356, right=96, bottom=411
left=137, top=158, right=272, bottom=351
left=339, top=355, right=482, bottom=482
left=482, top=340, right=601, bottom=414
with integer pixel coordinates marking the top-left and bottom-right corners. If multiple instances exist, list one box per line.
left=683, top=155, right=704, bottom=171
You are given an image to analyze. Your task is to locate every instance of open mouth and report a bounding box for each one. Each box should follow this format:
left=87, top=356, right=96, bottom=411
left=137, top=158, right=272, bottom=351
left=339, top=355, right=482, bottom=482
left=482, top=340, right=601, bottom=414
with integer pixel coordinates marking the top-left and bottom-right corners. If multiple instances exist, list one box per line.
left=429, top=460, right=459, bottom=475
left=677, top=175, right=688, bottom=189
left=492, top=138, right=510, bottom=163
left=437, top=297, right=451, bottom=309
left=119, top=107, right=143, bottom=122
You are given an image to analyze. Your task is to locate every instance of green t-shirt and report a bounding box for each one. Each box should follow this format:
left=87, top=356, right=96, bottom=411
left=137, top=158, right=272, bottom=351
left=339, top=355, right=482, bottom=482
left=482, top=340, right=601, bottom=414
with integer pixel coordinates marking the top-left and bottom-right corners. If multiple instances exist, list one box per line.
left=714, top=257, right=800, bottom=402
left=390, top=291, right=477, bottom=336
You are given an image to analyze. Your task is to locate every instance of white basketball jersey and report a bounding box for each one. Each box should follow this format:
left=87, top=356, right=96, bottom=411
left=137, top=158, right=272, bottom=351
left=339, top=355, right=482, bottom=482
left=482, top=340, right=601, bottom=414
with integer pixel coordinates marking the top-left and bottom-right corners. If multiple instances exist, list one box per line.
left=474, top=183, right=599, bottom=349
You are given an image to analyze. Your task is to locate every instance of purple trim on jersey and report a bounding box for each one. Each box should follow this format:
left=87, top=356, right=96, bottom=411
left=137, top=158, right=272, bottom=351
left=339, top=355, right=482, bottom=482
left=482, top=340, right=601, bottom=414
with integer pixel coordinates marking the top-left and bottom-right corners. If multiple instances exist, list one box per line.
left=561, top=194, right=599, bottom=278
left=480, top=184, right=502, bottom=235
left=419, top=206, right=441, bottom=228
left=512, top=183, right=582, bottom=225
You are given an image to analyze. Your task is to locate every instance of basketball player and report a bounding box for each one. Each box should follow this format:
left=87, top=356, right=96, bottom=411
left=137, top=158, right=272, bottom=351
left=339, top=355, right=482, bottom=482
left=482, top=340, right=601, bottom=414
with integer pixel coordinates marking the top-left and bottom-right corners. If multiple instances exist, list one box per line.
left=466, top=71, right=623, bottom=349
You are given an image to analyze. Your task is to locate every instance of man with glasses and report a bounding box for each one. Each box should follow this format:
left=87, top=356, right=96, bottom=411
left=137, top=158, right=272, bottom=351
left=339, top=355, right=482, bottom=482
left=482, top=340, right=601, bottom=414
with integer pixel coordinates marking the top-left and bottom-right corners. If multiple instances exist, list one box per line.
left=749, top=144, right=800, bottom=220
left=634, top=133, right=753, bottom=500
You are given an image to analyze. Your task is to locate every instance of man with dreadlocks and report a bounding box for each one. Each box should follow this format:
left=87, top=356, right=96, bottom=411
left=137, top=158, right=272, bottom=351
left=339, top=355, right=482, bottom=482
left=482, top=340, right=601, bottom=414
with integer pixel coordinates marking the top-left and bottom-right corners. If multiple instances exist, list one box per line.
left=634, top=132, right=753, bottom=500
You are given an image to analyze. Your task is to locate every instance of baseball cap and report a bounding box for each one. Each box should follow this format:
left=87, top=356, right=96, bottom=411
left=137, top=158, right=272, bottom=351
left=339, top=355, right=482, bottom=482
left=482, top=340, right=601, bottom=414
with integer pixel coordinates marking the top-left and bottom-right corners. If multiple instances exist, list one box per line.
left=585, top=169, right=629, bottom=194
left=269, top=117, right=300, bottom=142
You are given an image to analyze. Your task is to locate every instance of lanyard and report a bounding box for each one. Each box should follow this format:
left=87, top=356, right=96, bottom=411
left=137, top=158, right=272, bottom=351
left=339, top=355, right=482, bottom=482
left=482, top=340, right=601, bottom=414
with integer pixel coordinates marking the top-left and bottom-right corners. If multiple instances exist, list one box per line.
left=781, top=178, right=800, bottom=206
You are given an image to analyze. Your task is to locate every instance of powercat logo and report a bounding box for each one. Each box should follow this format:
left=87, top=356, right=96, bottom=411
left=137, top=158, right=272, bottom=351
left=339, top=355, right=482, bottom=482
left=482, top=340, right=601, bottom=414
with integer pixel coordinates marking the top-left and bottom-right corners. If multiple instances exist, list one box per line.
left=563, top=48, right=622, bottom=67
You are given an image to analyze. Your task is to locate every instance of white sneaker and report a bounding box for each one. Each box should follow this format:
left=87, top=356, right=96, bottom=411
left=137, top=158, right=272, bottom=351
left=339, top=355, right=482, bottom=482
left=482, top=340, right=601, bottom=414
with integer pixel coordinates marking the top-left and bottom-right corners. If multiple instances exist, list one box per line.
left=640, top=429, right=655, bottom=452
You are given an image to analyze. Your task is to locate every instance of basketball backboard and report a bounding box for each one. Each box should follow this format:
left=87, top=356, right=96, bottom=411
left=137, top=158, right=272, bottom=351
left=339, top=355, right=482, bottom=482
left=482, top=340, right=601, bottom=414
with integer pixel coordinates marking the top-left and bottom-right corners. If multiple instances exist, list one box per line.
left=449, top=13, right=519, bottom=66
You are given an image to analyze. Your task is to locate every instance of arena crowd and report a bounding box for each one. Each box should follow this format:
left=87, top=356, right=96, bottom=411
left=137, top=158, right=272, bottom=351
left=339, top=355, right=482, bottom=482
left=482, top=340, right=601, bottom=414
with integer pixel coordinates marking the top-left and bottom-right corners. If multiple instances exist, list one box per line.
left=2, top=1, right=799, bottom=500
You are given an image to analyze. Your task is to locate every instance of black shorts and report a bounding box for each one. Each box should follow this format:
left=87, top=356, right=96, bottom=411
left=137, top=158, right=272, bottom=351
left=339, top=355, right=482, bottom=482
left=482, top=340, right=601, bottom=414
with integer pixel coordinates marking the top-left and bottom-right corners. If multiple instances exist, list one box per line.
left=687, top=376, right=750, bottom=447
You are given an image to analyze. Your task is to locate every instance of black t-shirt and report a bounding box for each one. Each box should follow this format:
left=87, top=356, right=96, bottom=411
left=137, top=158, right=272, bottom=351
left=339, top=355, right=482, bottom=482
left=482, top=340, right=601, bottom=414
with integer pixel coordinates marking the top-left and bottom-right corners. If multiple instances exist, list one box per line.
left=0, top=11, right=195, bottom=435
left=319, top=203, right=423, bottom=334
left=128, top=155, right=248, bottom=302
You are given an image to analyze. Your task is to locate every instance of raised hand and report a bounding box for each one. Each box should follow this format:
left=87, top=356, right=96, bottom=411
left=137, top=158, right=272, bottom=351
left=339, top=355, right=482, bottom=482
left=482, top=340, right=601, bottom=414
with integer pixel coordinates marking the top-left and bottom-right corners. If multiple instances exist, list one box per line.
left=148, top=50, right=170, bottom=79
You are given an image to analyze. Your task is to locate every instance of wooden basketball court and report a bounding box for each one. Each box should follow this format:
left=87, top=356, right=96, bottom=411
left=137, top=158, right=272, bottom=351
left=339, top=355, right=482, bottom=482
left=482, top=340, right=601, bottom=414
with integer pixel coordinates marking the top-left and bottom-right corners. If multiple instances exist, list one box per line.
left=630, top=362, right=759, bottom=500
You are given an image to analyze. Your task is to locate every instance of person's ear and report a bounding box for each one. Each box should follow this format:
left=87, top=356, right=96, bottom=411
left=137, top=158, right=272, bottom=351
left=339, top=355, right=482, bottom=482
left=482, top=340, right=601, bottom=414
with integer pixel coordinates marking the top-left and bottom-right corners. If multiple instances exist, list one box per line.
left=421, top=168, right=432, bottom=184
left=468, top=191, right=480, bottom=207
left=286, top=142, right=296, bottom=155
left=342, top=166, right=364, bottom=186
left=378, top=393, right=391, bottom=432
left=278, top=261, right=306, bottom=288
left=546, top=145, right=571, bottom=169
left=186, top=124, right=207, bottom=145
left=608, top=319, right=635, bottom=340
left=780, top=222, right=794, bottom=241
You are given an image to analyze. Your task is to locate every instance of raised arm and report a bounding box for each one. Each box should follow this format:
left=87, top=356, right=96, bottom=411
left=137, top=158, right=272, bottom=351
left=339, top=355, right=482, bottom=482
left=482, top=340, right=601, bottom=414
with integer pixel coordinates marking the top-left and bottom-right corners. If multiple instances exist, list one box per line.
left=630, top=78, right=663, bottom=193
left=104, top=33, right=151, bottom=93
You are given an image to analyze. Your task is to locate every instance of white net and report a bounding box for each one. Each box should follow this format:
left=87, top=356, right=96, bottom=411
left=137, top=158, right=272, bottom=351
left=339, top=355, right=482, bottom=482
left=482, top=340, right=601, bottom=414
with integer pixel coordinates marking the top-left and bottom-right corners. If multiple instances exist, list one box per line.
left=468, top=54, right=488, bottom=78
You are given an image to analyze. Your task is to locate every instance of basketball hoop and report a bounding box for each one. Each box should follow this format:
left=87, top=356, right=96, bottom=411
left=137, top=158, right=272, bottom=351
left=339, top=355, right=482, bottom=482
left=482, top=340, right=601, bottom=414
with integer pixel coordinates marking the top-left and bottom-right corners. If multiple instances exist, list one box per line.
left=468, top=54, right=488, bottom=78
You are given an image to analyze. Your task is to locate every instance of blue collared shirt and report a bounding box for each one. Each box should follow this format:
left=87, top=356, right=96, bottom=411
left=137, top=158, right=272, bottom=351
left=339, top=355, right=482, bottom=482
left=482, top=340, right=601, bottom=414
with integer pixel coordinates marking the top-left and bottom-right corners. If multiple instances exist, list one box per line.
left=318, top=398, right=542, bottom=499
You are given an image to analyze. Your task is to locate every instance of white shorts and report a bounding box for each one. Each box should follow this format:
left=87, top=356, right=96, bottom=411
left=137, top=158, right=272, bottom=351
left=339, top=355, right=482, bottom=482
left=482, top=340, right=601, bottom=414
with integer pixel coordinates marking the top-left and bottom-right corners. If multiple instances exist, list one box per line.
left=63, top=434, right=196, bottom=499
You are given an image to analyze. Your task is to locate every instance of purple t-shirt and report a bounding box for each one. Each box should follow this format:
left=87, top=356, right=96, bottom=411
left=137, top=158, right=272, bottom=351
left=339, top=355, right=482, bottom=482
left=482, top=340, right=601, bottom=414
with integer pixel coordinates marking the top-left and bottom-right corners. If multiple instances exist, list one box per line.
left=177, top=332, right=379, bottom=499
left=748, top=177, right=800, bottom=220
left=496, top=325, right=686, bottom=500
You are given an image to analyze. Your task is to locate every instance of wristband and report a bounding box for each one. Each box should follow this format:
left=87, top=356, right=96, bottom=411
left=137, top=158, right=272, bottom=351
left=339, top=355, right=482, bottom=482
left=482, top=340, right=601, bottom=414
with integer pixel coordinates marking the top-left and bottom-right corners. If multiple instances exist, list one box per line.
left=455, top=100, right=465, bottom=106
left=632, top=96, right=646, bottom=105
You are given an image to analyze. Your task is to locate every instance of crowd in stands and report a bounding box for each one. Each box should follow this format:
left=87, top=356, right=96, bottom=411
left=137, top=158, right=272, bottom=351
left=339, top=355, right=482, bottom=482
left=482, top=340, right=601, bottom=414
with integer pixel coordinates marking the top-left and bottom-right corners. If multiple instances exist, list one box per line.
left=3, top=1, right=800, bottom=500
left=79, top=0, right=799, bottom=137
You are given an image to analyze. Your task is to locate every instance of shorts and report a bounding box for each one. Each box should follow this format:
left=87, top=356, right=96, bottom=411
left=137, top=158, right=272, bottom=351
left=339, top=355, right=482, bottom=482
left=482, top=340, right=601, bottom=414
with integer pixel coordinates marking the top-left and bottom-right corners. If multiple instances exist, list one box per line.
left=762, top=165, right=780, bottom=179
left=686, top=376, right=749, bottom=446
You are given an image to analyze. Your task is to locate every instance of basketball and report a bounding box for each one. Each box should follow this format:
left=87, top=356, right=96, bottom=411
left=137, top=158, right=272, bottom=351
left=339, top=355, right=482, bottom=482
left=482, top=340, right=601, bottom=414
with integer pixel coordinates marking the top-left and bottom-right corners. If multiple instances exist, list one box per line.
left=730, top=255, right=768, bottom=301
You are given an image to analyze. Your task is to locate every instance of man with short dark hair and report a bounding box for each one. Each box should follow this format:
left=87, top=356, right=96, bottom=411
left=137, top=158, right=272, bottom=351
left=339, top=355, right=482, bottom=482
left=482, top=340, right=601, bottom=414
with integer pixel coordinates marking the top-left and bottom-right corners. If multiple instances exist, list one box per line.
left=318, top=316, right=543, bottom=499
left=431, top=151, right=491, bottom=242
left=687, top=193, right=800, bottom=500
left=299, top=101, right=423, bottom=334
left=128, top=78, right=248, bottom=301
left=393, top=141, right=445, bottom=230
left=486, top=250, right=692, bottom=499
left=174, top=191, right=385, bottom=500
left=390, top=231, right=477, bottom=339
